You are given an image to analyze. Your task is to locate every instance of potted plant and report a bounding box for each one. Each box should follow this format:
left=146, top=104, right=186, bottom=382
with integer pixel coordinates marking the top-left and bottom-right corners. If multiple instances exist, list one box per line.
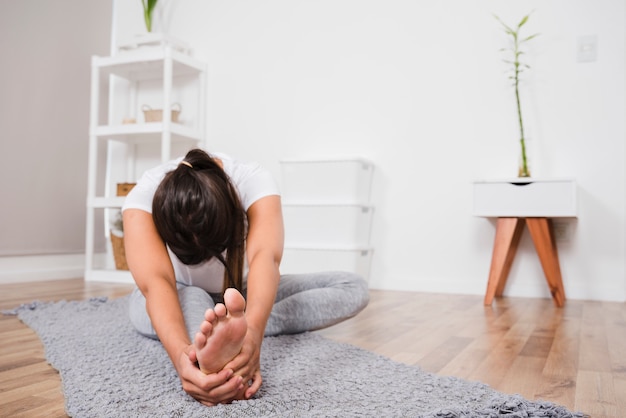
left=494, top=12, right=539, bottom=178
left=142, top=0, right=158, bottom=32
left=118, top=0, right=191, bottom=53
left=110, top=210, right=128, bottom=270
left=110, top=183, right=135, bottom=270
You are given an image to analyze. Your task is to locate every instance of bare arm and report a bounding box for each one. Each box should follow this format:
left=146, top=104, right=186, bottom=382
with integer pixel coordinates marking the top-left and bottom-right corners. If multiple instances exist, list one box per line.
left=123, top=209, right=241, bottom=405
left=123, top=209, right=187, bottom=360
left=245, top=195, right=284, bottom=338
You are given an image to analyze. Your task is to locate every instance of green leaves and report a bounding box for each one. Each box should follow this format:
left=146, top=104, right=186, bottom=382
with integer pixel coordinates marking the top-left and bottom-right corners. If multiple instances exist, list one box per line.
left=494, top=11, right=538, bottom=178
left=494, top=12, right=539, bottom=43
left=142, top=0, right=158, bottom=32
left=494, top=12, right=539, bottom=74
left=493, top=13, right=514, bottom=34
left=142, top=0, right=158, bottom=13
left=522, top=34, right=540, bottom=43
left=518, top=14, right=529, bottom=28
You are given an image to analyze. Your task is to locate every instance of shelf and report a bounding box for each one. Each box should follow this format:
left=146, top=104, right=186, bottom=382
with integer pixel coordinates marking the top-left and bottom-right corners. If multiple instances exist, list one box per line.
left=281, top=247, right=373, bottom=278
left=284, top=244, right=373, bottom=253
left=92, top=123, right=203, bottom=142
left=283, top=204, right=373, bottom=248
left=93, top=48, right=205, bottom=81
left=279, top=157, right=375, bottom=280
left=86, top=44, right=206, bottom=283
left=280, top=158, right=374, bottom=205
left=280, top=156, right=374, bottom=168
left=88, top=197, right=126, bottom=209
left=282, top=201, right=374, bottom=209
left=85, top=268, right=134, bottom=284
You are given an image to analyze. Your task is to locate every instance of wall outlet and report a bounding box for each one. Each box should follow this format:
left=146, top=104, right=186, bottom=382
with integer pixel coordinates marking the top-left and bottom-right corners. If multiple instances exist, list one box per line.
left=552, top=220, right=571, bottom=243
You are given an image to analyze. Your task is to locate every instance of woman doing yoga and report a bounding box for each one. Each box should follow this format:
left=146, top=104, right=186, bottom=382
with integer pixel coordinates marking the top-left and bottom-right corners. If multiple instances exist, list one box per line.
left=122, top=148, right=369, bottom=405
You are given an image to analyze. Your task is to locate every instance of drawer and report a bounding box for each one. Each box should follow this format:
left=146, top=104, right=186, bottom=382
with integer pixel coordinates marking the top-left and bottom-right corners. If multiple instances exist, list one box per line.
left=283, top=204, right=373, bottom=247
left=473, top=179, right=577, bottom=217
left=280, top=248, right=372, bottom=279
left=280, top=158, right=374, bottom=204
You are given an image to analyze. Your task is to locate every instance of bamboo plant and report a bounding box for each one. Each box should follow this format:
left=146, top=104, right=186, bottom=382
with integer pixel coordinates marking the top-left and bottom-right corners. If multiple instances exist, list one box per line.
left=494, top=13, right=539, bottom=178
left=142, top=0, right=159, bottom=32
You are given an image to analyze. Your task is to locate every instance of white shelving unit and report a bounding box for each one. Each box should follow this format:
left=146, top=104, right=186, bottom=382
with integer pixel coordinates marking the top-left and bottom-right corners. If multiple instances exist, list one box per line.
left=85, top=45, right=206, bottom=282
left=279, top=158, right=375, bottom=280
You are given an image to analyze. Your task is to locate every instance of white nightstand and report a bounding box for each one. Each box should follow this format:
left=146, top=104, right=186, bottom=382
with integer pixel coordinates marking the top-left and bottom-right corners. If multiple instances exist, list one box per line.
left=473, top=179, right=577, bottom=307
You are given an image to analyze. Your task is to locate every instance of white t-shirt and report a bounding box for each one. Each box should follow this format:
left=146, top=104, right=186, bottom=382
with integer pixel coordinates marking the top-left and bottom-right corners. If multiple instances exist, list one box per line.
left=122, top=152, right=280, bottom=293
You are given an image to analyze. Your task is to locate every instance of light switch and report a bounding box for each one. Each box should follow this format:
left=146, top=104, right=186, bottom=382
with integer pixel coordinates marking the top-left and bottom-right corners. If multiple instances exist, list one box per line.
left=577, top=35, right=598, bottom=62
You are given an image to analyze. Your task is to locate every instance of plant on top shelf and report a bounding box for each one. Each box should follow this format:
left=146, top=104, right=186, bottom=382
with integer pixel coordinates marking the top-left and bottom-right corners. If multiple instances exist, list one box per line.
left=142, top=0, right=159, bottom=32
left=494, top=12, right=539, bottom=178
left=111, top=210, right=124, bottom=234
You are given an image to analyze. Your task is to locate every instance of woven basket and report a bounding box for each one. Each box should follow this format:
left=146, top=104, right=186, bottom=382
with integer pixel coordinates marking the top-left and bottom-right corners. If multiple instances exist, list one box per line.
left=142, top=103, right=181, bottom=123
left=116, top=182, right=136, bottom=197
left=110, top=231, right=128, bottom=270
left=110, top=183, right=136, bottom=270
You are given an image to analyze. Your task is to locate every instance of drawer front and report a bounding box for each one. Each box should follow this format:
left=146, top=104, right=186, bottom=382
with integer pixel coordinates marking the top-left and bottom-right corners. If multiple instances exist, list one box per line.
left=473, top=180, right=577, bottom=217
left=280, top=159, right=373, bottom=204
left=283, top=205, right=373, bottom=247
left=280, top=248, right=372, bottom=279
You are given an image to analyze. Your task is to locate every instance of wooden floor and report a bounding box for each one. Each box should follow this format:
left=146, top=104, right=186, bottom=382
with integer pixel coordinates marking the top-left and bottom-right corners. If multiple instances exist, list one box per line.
left=1, top=279, right=624, bottom=417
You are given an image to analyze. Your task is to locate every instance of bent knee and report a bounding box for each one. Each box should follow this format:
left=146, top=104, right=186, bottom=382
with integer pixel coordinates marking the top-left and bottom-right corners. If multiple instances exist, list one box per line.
left=128, top=288, right=159, bottom=339
left=336, top=271, right=370, bottom=314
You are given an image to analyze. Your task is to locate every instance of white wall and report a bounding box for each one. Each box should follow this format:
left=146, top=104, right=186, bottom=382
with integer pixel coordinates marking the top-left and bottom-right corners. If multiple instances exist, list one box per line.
left=0, top=0, right=112, bottom=256
left=0, top=0, right=112, bottom=282
left=27, top=0, right=623, bottom=301
left=112, top=0, right=625, bottom=302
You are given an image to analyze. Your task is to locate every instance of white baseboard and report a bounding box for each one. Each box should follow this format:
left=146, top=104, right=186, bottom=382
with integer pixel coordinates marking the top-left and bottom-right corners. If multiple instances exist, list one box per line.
left=0, top=254, right=85, bottom=284
left=368, top=275, right=626, bottom=303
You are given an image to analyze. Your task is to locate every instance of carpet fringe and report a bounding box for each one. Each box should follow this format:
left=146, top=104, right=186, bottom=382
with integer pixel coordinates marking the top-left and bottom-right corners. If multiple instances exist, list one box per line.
left=429, top=395, right=588, bottom=418
left=2, top=296, right=108, bottom=316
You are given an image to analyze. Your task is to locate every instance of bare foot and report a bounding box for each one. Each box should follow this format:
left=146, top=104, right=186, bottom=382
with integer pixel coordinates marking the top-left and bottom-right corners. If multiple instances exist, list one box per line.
left=193, top=288, right=247, bottom=374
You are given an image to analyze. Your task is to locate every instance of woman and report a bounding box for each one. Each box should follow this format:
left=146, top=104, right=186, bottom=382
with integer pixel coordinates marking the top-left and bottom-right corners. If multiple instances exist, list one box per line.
left=122, top=148, right=369, bottom=406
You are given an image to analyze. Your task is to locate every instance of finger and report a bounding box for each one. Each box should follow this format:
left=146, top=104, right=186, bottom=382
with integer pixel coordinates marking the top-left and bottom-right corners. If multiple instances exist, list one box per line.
left=223, top=352, right=248, bottom=374
left=205, top=374, right=244, bottom=401
left=188, top=348, right=197, bottom=364
left=185, top=370, right=240, bottom=405
left=224, top=343, right=255, bottom=371
left=245, top=370, right=262, bottom=399
left=194, top=368, right=233, bottom=391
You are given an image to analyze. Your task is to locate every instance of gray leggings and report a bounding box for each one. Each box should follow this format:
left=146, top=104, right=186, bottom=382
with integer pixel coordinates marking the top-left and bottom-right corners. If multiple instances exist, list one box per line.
left=128, top=271, right=370, bottom=340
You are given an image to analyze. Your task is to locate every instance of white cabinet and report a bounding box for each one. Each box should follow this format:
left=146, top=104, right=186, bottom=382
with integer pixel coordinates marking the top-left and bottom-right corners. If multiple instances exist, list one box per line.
left=279, top=158, right=375, bottom=280
left=473, top=179, right=577, bottom=218
left=472, top=178, right=577, bottom=306
left=85, top=45, right=206, bottom=282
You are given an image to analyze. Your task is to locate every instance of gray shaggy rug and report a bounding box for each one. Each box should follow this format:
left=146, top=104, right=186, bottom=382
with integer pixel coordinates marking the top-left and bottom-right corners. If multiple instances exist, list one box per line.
left=6, top=296, right=585, bottom=418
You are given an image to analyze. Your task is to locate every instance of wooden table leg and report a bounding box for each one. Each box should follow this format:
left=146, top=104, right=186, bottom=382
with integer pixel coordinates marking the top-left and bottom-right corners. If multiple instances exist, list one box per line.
left=484, top=217, right=525, bottom=305
left=526, top=218, right=566, bottom=307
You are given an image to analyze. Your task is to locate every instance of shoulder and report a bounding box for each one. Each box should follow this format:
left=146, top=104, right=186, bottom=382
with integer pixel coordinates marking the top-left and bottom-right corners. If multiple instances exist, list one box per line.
left=217, top=153, right=281, bottom=211
left=121, top=157, right=182, bottom=213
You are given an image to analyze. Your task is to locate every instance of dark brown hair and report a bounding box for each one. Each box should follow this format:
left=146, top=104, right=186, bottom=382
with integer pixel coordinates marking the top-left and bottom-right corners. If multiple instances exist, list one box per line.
left=152, top=149, right=246, bottom=291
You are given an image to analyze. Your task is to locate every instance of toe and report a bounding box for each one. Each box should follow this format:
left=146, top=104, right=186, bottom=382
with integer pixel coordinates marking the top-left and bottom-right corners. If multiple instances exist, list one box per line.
left=224, top=288, right=246, bottom=314
left=199, top=320, right=213, bottom=335
left=214, top=303, right=227, bottom=318
left=194, top=331, right=207, bottom=348
left=204, top=308, right=217, bottom=322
